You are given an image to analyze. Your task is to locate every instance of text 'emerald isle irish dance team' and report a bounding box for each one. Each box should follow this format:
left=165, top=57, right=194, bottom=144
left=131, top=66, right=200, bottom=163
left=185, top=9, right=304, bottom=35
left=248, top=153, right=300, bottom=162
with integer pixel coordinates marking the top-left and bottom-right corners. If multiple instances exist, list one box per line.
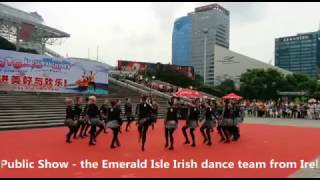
left=64, top=95, right=244, bottom=151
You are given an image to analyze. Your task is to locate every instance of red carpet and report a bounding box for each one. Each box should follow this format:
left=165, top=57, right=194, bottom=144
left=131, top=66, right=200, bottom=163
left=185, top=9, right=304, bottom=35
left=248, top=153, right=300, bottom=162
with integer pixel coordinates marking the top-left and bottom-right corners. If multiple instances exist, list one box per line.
left=0, top=121, right=320, bottom=178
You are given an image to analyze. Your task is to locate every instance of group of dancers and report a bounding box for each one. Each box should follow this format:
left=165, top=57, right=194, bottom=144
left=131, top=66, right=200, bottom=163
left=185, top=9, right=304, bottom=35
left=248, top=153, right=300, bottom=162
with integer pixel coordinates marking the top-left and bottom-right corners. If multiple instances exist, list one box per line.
left=64, top=95, right=244, bottom=151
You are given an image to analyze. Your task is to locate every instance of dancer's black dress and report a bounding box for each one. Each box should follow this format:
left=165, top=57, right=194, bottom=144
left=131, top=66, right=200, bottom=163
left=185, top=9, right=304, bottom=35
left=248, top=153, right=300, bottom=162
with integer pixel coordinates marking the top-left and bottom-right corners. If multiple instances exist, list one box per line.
left=136, top=99, right=152, bottom=151
left=73, top=102, right=82, bottom=139
left=151, top=102, right=158, bottom=130
left=80, top=98, right=90, bottom=137
left=100, top=103, right=109, bottom=133
left=182, top=105, right=200, bottom=147
left=87, top=103, right=100, bottom=145
left=106, top=105, right=121, bottom=148
left=65, top=105, right=76, bottom=143
left=124, top=101, right=134, bottom=131
left=230, top=104, right=242, bottom=141
left=200, top=106, right=218, bottom=145
left=164, top=104, right=178, bottom=150
left=221, top=102, right=234, bottom=143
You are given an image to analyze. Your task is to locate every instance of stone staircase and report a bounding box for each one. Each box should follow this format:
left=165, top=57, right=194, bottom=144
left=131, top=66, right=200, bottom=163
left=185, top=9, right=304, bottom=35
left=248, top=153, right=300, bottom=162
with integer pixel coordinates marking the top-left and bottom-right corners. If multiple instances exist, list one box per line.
left=0, top=82, right=169, bottom=131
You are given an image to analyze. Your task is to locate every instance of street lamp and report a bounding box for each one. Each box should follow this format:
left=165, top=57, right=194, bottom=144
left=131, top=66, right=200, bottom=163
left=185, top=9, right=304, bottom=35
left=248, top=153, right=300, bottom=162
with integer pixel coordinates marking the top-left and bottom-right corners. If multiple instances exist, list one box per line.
left=203, top=28, right=209, bottom=85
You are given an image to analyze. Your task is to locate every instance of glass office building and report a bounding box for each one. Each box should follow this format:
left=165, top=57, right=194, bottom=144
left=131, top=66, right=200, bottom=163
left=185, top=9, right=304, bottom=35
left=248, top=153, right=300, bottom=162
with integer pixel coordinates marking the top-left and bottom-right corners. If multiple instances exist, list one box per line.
left=275, top=31, right=320, bottom=79
left=172, top=4, right=230, bottom=85
left=190, top=4, right=230, bottom=85
left=172, top=16, right=192, bottom=66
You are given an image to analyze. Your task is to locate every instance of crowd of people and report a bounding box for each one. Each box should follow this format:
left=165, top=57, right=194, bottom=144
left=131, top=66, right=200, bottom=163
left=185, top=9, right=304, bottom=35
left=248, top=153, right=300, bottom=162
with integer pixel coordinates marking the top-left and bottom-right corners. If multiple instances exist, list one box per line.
left=242, top=99, right=320, bottom=120
left=64, top=95, right=244, bottom=151
left=127, top=74, right=179, bottom=94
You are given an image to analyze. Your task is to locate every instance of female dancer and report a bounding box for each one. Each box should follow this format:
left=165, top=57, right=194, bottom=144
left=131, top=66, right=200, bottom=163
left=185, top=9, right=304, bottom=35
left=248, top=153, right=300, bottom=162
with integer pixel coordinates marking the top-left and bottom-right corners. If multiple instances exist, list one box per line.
left=64, top=98, right=77, bottom=143
left=164, top=99, right=178, bottom=150
left=80, top=97, right=90, bottom=138
left=136, top=95, right=153, bottom=151
left=100, top=99, right=110, bottom=133
left=150, top=99, right=159, bottom=130
left=124, top=98, right=134, bottom=132
left=231, top=101, right=243, bottom=141
left=221, top=99, right=233, bottom=144
left=106, top=100, right=122, bottom=149
left=200, top=99, right=218, bottom=146
left=182, top=99, right=200, bottom=147
left=73, top=96, right=83, bottom=139
left=87, top=96, right=100, bottom=145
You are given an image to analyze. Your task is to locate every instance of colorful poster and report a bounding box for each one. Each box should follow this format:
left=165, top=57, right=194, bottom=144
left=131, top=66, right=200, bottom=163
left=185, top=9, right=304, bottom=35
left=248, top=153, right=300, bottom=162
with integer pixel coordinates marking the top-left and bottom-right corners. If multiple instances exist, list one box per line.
left=0, top=50, right=109, bottom=94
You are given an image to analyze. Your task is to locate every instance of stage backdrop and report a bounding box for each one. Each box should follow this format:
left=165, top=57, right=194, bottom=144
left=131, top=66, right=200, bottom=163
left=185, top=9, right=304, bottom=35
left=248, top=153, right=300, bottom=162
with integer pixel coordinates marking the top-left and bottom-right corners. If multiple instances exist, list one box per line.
left=0, top=49, right=109, bottom=94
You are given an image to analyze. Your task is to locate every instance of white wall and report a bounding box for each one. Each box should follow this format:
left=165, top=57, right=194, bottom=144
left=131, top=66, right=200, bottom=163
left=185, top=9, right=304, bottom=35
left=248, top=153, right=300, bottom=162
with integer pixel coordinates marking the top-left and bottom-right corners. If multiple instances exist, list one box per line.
left=213, top=45, right=291, bottom=88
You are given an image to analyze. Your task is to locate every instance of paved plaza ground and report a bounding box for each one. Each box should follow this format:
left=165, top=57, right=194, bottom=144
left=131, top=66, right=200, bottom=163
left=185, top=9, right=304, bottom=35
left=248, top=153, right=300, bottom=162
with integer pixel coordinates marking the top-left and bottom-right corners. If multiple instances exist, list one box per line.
left=0, top=118, right=319, bottom=178
left=244, top=117, right=320, bottom=178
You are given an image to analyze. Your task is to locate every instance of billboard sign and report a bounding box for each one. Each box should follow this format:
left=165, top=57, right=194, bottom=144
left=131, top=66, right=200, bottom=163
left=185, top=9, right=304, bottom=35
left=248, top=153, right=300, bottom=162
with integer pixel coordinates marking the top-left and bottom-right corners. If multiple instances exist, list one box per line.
left=0, top=49, right=109, bottom=94
left=117, top=60, right=195, bottom=79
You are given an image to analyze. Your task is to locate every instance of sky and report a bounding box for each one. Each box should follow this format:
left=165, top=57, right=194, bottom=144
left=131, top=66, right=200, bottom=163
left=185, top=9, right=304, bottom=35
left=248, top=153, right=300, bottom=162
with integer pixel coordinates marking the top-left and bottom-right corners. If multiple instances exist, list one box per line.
left=3, top=2, right=320, bottom=66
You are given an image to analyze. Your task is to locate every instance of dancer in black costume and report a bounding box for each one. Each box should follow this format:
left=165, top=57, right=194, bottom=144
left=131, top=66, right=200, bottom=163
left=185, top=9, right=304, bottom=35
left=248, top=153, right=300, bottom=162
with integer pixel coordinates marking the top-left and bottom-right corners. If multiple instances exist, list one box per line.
left=106, top=100, right=122, bottom=149
left=136, top=95, right=153, bottom=151
left=164, top=99, right=178, bottom=150
left=100, top=99, right=110, bottom=134
left=230, top=101, right=243, bottom=141
left=87, top=96, right=100, bottom=146
left=64, top=98, right=77, bottom=143
left=73, top=97, right=83, bottom=139
left=80, top=97, right=90, bottom=137
left=150, top=99, right=158, bottom=130
left=220, top=99, right=234, bottom=144
left=200, top=99, right=218, bottom=146
left=182, top=99, right=200, bottom=147
left=124, top=98, right=134, bottom=132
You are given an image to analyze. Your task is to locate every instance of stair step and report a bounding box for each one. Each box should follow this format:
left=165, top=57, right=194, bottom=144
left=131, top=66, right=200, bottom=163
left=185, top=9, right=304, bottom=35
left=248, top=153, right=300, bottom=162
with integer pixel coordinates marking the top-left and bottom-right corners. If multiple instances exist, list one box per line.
left=0, top=119, right=63, bottom=125
left=0, top=114, right=66, bottom=120
left=0, top=123, right=65, bottom=131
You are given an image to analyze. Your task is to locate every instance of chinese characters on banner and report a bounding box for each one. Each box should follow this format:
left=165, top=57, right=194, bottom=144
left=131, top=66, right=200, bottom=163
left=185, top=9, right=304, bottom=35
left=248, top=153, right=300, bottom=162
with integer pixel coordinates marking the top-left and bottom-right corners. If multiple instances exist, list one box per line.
left=0, top=49, right=109, bottom=94
left=0, top=74, right=68, bottom=91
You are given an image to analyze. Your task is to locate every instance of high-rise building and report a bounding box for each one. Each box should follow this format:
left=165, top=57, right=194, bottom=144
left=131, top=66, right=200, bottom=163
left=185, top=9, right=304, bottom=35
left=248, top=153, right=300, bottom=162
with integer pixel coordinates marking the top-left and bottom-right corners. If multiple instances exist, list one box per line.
left=172, top=16, right=192, bottom=66
left=275, top=31, right=320, bottom=79
left=172, top=3, right=230, bottom=85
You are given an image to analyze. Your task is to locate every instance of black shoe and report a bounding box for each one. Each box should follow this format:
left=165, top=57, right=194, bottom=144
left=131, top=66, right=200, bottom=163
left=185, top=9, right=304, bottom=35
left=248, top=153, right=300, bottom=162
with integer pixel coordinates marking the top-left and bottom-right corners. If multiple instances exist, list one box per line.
left=169, top=146, right=174, bottom=150
left=110, top=145, right=116, bottom=149
left=224, top=140, right=230, bottom=144
left=165, top=143, right=169, bottom=148
left=142, top=146, right=145, bottom=151
left=191, top=143, right=196, bottom=147
left=66, top=139, right=72, bottom=143
left=207, top=142, right=212, bottom=146
left=89, top=142, right=96, bottom=146
left=73, top=136, right=78, bottom=139
left=203, top=138, right=208, bottom=143
left=184, top=140, right=190, bottom=144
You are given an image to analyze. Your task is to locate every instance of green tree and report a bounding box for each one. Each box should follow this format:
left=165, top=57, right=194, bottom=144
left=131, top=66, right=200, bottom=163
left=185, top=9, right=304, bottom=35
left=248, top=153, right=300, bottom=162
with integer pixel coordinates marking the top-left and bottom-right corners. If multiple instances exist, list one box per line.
left=240, top=68, right=287, bottom=100
left=215, top=79, right=236, bottom=95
